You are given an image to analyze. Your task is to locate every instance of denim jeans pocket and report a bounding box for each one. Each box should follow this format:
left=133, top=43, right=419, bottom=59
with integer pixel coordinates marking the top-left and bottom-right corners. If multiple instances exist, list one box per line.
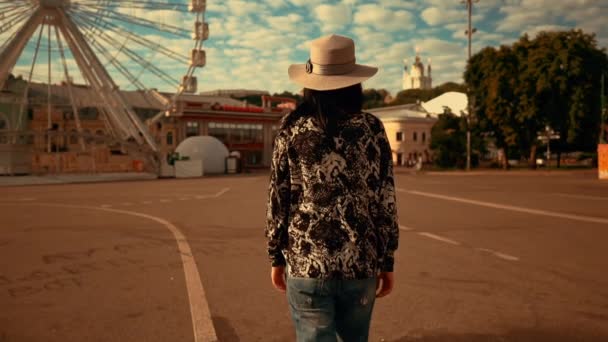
left=287, top=277, right=324, bottom=310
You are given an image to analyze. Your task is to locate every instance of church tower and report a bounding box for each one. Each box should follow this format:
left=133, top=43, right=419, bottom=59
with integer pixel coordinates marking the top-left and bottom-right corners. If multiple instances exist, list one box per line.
left=403, top=49, right=432, bottom=90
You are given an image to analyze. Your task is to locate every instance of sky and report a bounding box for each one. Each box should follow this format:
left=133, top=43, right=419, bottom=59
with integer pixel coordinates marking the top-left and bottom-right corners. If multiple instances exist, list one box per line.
left=4, top=0, right=608, bottom=97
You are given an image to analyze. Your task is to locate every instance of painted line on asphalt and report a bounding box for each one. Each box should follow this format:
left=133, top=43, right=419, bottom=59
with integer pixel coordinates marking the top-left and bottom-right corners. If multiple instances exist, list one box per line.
left=399, top=224, right=415, bottom=231
left=194, top=188, right=230, bottom=200
left=399, top=223, right=519, bottom=262
left=214, top=188, right=230, bottom=197
left=553, top=193, right=608, bottom=201
left=397, top=188, right=608, bottom=225
left=417, top=232, right=461, bottom=246
left=476, top=248, right=520, bottom=261
left=0, top=202, right=218, bottom=342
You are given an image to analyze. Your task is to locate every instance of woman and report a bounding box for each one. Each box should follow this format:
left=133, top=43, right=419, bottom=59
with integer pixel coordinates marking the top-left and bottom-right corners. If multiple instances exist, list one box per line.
left=265, top=34, right=399, bottom=342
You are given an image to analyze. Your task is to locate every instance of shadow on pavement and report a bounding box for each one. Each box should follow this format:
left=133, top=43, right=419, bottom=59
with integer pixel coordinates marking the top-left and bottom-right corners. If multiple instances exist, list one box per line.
left=393, top=328, right=607, bottom=342
left=212, top=316, right=240, bottom=342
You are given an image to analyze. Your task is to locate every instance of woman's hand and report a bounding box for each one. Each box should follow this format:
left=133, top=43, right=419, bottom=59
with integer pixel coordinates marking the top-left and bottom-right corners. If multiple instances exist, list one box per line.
left=271, top=266, right=287, bottom=293
left=376, top=272, right=394, bottom=298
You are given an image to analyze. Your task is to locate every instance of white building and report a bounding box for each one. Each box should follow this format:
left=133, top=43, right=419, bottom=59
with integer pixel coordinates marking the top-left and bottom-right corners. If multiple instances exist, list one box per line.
left=421, top=91, right=468, bottom=116
left=368, top=103, right=437, bottom=166
left=403, top=52, right=432, bottom=90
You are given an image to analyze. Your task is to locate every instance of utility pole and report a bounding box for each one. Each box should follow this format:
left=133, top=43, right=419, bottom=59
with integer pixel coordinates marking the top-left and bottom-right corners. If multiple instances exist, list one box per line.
left=463, top=0, right=478, bottom=170
left=601, top=73, right=606, bottom=144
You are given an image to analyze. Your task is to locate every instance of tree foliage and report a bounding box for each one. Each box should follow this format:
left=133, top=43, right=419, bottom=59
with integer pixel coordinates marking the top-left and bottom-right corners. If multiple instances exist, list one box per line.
left=363, top=88, right=391, bottom=109
left=430, top=108, right=485, bottom=169
left=465, top=29, right=608, bottom=167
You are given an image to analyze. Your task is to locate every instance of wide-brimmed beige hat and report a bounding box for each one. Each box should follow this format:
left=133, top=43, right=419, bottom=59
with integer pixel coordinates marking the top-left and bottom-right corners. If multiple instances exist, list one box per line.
left=288, top=34, right=378, bottom=91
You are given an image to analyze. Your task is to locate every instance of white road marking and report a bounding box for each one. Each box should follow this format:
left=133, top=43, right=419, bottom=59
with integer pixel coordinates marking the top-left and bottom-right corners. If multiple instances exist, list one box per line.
left=476, top=248, right=520, bottom=261
left=417, top=232, right=461, bottom=246
left=553, top=193, right=608, bottom=201
left=214, top=188, right=230, bottom=197
left=399, top=224, right=415, bottom=231
left=195, top=188, right=230, bottom=200
left=398, top=188, right=608, bottom=225
left=0, top=202, right=218, bottom=342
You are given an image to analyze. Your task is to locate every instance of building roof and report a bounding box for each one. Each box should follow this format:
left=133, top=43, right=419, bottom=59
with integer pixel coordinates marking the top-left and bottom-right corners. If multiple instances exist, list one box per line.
left=422, top=91, right=468, bottom=116
left=173, top=93, right=247, bottom=107
left=199, top=89, right=270, bottom=97
left=20, top=82, right=167, bottom=110
left=367, top=103, right=436, bottom=122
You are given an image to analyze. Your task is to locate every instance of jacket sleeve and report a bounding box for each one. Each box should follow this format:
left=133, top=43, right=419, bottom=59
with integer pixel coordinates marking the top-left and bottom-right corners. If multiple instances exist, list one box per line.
left=265, top=132, right=290, bottom=267
left=376, top=124, right=399, bottom=272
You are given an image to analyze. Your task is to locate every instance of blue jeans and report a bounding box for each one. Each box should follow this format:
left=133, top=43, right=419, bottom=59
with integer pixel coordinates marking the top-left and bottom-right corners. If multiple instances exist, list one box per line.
left=286, top=276, right=377, bottom=342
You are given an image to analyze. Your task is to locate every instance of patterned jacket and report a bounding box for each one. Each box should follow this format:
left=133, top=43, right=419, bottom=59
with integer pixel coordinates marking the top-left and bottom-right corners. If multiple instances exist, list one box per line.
left=265, top=111, right=399, bottom=279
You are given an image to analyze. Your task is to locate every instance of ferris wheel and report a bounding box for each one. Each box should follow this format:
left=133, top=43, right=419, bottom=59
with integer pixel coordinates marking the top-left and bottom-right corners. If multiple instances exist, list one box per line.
left=0, top=0, right=208, bottom=164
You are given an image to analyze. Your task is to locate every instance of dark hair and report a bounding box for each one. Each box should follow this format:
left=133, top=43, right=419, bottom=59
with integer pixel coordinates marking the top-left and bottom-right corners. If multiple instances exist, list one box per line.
left=290, top=83, right=363, bottom=136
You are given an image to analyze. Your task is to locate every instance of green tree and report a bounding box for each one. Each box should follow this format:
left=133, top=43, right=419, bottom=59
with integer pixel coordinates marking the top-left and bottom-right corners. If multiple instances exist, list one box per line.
left=363, top=88, right=391, bottom=109
left=430, top=110, right=466, bottom=168
left=465, top=29, right=608, bottom=168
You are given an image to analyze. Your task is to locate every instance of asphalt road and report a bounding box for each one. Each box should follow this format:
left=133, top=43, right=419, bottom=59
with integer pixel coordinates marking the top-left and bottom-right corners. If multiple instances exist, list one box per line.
left=1, top=170, right=608, bottom=342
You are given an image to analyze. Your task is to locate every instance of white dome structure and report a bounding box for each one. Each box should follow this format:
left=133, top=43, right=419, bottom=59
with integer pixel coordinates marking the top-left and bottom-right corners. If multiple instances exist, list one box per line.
left=175, top=136, right=229, bottom=174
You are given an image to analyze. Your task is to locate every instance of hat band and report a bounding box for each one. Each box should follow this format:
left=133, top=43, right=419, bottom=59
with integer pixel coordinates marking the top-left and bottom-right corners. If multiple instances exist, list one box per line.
left=307, top=59, right=357, bottom=76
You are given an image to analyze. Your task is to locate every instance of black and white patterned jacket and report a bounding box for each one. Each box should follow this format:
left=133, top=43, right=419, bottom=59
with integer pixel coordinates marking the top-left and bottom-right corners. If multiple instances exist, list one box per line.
left=265, top=111, right=399, bottom=279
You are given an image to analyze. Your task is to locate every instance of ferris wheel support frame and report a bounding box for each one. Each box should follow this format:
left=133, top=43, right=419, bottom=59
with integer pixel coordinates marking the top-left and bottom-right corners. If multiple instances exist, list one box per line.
left=0, top=6, right=160, bottom=155
left=0, top=8, right=43, bottom=94
left=0, top=1, right=209, bottom=174
left=54, top=24, right=86, bottom=152
left=57, top=9, right=149, bottom=145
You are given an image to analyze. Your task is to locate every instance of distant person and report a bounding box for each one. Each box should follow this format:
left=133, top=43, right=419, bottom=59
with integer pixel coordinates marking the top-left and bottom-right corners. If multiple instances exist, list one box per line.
left=265, top=34, right=399, bottom=342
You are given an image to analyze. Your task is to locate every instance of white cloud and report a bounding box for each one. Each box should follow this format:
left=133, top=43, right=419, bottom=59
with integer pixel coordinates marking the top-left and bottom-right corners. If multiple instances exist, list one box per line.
left=266, top=0, right=289, bottom=8
left=266, top=13, right=303, bottom=32
left=377, top=0, right=418, bottom=10
left=523, top=24, right=572, bottom=38
left=497, top=6, right=551, bottom=32
left=415, top=39, right=463, bottom=56
left=353, top=5, right=415, bottom=31
left=288, top=0, right=324, bottom=7
left=421, top=7, right=463, bottom=26
left=314, top=3, right=352, bottom=33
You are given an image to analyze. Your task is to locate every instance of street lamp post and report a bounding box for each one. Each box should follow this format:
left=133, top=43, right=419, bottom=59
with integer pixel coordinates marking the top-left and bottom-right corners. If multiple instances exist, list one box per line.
left=537, top=125, right=560, bottom=168
left=463, top=0, right=478, bottom=171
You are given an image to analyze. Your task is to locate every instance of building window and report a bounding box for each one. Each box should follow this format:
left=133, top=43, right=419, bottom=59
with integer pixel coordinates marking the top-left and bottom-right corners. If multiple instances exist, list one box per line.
left=186, top=121, right=199, bottom=137
left=422, top=132, right=426, bottom=143
left=396, top=153, right=403, bottom=166
left=166, top=131, right=174, bottom=146
left=413, top=132, right=418, bottom=142
left=70, top=129, right=78, bottom=144
left=95, top=130, right=104, bottom=144
left=83, top=129, right=93, bottom=144
left=396, top=132, right=403, bottom=141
